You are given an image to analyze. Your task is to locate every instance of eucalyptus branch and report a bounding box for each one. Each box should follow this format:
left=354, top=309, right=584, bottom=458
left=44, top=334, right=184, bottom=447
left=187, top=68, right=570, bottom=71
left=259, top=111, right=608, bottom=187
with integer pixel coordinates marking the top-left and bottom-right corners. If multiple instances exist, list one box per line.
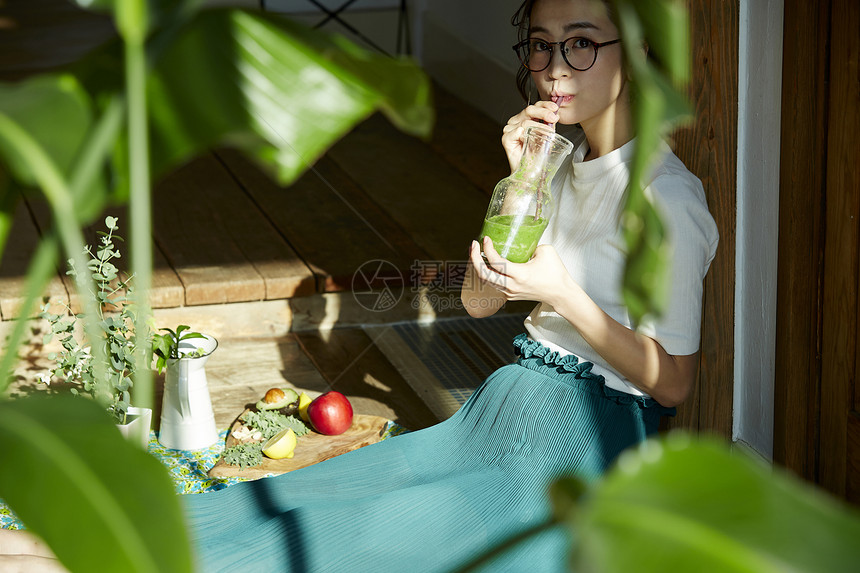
left=106, top=275, right=136, bottom=298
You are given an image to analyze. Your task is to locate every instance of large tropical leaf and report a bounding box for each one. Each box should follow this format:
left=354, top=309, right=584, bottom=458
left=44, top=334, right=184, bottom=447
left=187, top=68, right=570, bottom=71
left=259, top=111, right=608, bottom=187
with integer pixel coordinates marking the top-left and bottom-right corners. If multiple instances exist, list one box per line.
left=0, top=74, right=108, bottom=222
left=612, top=0, right=693, bottom=325
left=564, top=435, right=860, bottom=572
left=72, top=7, right=433, bottom=189
left=0, top=395, right=192, bottom=573
left=0, top=166, right=17, bottom=259
left=145, top=8, right=432, bottom=185
left=0, top=76, right=91, bottom=185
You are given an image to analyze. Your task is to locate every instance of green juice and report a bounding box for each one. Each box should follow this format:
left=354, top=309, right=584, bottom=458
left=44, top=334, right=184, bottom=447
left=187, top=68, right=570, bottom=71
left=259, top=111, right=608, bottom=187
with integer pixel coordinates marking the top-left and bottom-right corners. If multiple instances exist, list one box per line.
left=480, top=214, right=549, bottom=263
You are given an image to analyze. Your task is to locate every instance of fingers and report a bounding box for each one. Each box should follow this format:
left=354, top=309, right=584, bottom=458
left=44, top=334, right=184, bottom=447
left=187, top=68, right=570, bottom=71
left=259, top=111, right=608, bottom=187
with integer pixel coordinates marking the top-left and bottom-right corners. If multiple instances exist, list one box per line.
left=481, top=236, right=510, bottom=273
left=506, top=101, right=559, bottom=129
left=502, top=102, right=559, bottom=171
left=530, top=102, right=559, bottom=126
left=470, top=240, right=509, bottom=292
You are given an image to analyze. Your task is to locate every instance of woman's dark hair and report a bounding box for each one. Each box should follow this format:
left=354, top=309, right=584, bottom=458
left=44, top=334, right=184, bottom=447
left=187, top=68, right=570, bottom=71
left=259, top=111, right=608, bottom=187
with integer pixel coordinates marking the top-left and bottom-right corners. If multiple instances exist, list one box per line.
left=512, top=0, right=537, bottom=103
left=512, top=0, right=620, bottom=103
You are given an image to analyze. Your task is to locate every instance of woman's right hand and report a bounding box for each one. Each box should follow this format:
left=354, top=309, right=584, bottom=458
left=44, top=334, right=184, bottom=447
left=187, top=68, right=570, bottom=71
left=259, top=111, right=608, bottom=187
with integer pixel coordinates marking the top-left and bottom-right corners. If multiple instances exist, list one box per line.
left=501, top=101, right=558, bottom=173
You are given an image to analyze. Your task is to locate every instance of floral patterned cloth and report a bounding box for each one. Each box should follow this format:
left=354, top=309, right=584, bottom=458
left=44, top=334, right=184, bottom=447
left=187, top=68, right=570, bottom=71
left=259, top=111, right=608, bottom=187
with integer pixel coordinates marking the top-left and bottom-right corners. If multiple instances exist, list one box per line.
left=0, top=422, right=407, bottom=530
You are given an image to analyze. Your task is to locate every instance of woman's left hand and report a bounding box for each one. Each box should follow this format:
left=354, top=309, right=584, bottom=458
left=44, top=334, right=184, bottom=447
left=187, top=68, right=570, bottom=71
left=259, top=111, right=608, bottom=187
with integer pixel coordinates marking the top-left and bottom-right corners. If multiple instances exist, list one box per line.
left=469, top=237, right=579, bottom=307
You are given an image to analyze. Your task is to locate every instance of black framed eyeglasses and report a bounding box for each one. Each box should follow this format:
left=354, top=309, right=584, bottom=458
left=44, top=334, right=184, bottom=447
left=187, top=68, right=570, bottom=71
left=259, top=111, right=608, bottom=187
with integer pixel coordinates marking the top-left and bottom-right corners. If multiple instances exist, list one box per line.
left=513, top=36, right=621, bottom=72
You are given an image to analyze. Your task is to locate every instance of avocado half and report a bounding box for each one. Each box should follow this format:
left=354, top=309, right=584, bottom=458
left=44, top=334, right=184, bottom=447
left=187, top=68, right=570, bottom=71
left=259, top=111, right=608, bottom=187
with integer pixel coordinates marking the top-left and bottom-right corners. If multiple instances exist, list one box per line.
left=256, top=387, right=299, bottom=412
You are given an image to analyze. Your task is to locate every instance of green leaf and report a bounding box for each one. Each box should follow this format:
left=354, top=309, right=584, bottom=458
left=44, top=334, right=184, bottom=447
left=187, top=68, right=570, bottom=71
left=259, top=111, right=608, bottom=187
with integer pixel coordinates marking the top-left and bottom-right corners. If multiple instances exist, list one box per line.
left=141, top=8, right=432, bottom=185
left=0, top=236, right=59, bottom=394
left=0, top=166, right=18, bottom=260
left=0, top=395, right=192, bottom=572
left=548, top=475, right=587, bottom=524
left=66, top=7, right=432, bottom=195
left=627, top=0, right=690, bottom=85
left=0, top=74, right=107, bottom=223
left=0, top=75, right=90, bottom=184
left=179, top=332, right=206, bottom=342
left=612, top=0, right=694, bottom=326
left=572, top=435, right=860, bottom=572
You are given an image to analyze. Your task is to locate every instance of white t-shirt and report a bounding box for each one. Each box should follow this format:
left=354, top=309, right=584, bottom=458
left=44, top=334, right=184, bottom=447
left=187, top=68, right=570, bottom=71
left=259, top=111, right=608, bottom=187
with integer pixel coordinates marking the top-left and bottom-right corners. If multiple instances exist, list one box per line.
left=523, top=129, right=719, bottom=397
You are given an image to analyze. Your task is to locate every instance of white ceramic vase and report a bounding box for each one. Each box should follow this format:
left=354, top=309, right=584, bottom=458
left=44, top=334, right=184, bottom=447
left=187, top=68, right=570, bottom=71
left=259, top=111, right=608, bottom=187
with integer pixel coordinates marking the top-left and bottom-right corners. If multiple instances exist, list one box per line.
left=117, top=406, right=152, bottom=450
left=158, top=334, right=220, bottom=451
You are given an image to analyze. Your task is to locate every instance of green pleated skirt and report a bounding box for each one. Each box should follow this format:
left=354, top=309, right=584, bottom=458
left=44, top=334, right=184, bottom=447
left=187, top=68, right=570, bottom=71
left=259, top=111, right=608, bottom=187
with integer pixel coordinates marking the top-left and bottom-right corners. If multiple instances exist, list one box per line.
left=183, top=334, right=674, bottom=572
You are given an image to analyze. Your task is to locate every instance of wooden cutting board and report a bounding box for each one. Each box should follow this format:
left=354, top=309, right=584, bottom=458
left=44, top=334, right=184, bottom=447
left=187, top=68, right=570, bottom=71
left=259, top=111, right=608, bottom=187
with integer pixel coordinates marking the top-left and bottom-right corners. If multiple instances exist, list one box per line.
left=208, top=409, right=389, bottom=480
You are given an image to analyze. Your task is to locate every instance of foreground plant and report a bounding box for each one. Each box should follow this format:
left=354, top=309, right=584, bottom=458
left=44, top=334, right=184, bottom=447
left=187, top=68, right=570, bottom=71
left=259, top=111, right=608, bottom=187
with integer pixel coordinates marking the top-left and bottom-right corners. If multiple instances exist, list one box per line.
left=0, top=0, right=433, bottom=570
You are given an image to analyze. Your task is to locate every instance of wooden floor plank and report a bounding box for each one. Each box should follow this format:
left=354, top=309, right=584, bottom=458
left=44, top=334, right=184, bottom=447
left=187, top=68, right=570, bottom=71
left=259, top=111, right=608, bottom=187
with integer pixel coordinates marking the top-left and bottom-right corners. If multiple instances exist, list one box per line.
left=295, top=328, right=440, bottom=430
left=24, top=200, right=185, bottom=311
left=153, top=153, right=315, bottom=305
left=326, top=114, right=490, bottom=262
left=216, top=149, right=430, bottom=293
left=0, top=200, right=68, bottom=319
left=429, top=84, right=509, bottom=197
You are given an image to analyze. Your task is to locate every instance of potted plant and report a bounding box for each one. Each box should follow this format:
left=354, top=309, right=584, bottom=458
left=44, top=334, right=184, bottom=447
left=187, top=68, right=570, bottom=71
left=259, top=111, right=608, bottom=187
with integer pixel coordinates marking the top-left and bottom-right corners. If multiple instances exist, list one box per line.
left=151, top=325, right=220, bottom=450
left=38, top=216, right=152, bottom=449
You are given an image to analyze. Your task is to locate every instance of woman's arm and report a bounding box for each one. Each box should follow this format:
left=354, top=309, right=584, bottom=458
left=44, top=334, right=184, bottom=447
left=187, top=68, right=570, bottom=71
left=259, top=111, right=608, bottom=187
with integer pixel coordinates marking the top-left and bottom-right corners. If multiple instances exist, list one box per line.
left=551, top=285, right=698, bottom=407
left=471, top=236, right=697, bottom=407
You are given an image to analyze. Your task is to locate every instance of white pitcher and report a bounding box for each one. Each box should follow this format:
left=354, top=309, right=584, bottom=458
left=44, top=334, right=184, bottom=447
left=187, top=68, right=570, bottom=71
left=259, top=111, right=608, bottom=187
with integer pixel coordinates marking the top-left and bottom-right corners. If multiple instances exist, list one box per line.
left=158, top=334, right=220, bottom=450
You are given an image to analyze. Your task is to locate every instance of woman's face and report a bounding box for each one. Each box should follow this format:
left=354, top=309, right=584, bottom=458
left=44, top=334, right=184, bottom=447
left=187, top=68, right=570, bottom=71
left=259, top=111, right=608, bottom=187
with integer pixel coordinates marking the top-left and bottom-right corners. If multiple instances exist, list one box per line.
left=528, top=0, right=627, bottom=131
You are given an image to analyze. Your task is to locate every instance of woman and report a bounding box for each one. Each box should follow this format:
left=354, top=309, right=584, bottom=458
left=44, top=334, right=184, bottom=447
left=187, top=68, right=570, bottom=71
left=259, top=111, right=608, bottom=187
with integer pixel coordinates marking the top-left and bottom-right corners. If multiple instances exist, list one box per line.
left=0, top=1, right=717, bottom=571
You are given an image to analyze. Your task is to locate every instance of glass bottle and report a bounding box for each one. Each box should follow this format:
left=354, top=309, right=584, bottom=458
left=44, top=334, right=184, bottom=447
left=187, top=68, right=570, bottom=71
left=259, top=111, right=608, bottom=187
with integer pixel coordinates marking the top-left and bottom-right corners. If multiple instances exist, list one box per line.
left=479, top=125, right=574, bottom=263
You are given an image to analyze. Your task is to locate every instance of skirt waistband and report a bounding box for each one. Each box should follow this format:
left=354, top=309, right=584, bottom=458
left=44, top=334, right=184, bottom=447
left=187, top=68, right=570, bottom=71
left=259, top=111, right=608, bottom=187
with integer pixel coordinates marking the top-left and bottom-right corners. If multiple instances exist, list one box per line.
left=512, top=333, right=676, bottom=416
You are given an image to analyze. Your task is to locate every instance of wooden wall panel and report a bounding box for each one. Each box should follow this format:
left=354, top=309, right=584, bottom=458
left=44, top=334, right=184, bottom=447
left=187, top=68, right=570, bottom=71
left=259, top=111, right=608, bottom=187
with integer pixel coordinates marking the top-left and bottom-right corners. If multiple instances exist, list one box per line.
left=773, top=0, right=830, bottom=482
left=776, top=0, right=860, bottom=503
left=669, top=0, right=708, bottom=431
left=669, top=0, right=738, bottom=439
left=818, top=0, right=860, bottom=499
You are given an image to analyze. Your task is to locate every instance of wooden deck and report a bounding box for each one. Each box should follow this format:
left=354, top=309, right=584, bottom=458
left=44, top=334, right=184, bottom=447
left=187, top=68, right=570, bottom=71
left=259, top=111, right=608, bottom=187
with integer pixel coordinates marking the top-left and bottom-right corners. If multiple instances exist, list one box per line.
left=0, top=89, right=506, bottom=321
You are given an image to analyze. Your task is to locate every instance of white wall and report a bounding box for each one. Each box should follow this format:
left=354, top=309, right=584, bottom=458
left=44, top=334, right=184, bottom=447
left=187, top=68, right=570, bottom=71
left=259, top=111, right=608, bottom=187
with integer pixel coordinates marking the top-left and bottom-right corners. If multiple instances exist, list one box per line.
left=733, top=0, right=784, bottom=460
left=416, top=0, right=525, bottom=124
left=211, top=0, right=412, bottom=56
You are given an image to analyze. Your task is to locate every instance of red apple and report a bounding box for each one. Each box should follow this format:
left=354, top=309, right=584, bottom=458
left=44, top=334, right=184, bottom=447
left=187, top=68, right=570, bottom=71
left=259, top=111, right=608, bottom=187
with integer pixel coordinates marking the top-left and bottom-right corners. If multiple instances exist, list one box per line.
left=307, top=391, right=354, bottom=435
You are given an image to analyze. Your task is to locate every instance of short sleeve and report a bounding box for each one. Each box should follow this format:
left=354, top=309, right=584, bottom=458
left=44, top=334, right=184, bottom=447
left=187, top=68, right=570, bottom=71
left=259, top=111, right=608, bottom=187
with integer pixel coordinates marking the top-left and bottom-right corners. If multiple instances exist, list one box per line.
left=635, top=169, right=719, bottom=356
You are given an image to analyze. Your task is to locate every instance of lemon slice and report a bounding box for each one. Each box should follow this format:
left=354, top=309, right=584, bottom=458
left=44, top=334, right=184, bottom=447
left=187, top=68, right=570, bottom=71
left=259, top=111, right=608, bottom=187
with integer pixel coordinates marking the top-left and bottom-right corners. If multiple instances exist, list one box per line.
left=298, top=392, right=313, bottom=423
left=261, top=428, right=297, bottom=460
